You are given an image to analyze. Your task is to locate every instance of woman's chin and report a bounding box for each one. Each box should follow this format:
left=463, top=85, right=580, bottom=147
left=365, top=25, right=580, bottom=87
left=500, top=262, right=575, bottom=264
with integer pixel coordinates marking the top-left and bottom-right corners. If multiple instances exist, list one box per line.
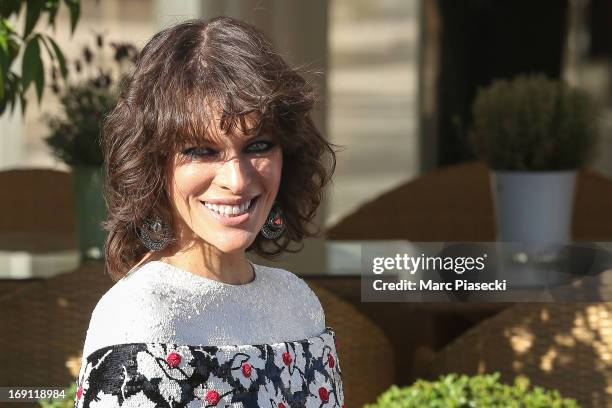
left=202, top=233, right=258, bottom=254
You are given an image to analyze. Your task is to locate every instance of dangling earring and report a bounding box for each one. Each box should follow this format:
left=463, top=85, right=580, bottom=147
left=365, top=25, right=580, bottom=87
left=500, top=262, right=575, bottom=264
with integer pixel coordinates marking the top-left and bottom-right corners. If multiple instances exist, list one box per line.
left=136, top=215, right=173, bottom=251
left=260, top=201, right=285, bottom=240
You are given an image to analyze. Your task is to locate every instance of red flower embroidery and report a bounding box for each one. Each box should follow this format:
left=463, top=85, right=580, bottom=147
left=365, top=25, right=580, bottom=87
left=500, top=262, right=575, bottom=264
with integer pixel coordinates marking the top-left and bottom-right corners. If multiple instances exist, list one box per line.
left=318, top=386, right=329, bottom=402
left=328, top=354, right=335, bottom=368
left=282, top=351, right=292, bottom=365
left=278, top=403, right=286, bottom=408
left=166, top=352, right=182, bottom=368
left=76, top=385, right=83, bottom=400
left=205, top=389, right=220, bottom=405
left=242, top=362, right=252, bottom=377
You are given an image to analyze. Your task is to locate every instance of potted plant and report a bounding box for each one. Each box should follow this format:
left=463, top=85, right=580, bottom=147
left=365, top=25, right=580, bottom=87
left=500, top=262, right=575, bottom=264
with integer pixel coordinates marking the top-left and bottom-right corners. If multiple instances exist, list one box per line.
left=469, top=74, right=600, bottom=279
left=364, top=372, right=580, bottom=407
left=43, top=35, right=137, bottom=260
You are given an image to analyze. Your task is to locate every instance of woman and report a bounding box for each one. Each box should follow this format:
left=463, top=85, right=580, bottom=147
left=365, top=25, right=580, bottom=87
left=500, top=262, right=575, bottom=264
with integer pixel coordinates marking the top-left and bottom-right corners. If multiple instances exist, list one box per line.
left=74, top=16, right=344, bottom=407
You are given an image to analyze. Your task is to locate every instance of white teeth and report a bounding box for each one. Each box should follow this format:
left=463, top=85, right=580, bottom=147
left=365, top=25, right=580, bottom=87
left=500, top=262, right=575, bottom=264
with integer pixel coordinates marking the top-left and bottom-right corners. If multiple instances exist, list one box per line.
left=204, top=199, right=253, bottom=217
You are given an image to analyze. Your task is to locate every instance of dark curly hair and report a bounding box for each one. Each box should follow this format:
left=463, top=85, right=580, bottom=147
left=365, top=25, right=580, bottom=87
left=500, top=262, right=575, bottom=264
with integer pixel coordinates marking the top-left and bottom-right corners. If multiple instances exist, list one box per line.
left=101, top=16, right=337, bottom=281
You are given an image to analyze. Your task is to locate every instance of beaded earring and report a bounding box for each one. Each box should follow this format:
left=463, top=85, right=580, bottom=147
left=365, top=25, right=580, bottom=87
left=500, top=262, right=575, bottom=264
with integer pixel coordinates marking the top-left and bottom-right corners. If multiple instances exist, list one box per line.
left=136, top=215, right=173, bottom=251
left=260, top=201, right=285, bottom=240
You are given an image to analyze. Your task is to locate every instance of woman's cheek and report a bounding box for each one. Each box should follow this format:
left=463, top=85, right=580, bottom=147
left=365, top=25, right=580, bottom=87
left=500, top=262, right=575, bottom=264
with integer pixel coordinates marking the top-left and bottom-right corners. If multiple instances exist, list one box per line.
left=253, top=150, right=283, bottom=180
left=181, top=164, right=215, bottom=191
left=171, top=164, right=214, bottom=212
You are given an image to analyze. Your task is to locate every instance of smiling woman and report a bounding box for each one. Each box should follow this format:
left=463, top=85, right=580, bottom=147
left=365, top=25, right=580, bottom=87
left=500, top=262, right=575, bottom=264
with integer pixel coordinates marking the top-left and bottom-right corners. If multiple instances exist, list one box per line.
left=165, top=115, right=284, bottom=266
left=100, top=17, right=337, bottom=281
left=74, top=16, right=344, bottom=408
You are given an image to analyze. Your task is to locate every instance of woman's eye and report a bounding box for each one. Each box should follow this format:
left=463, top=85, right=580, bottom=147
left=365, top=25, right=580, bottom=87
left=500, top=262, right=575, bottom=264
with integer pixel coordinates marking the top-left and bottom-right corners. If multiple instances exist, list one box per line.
left=246, top=141, right=275, bottom=153
left=181, top=141, right=275, bottom=158
left=182, top=147, right=217, bottom=158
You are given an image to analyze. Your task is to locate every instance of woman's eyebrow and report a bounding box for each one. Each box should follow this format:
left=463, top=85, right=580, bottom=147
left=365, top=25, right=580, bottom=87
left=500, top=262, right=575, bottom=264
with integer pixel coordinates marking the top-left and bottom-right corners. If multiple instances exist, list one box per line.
left=197, top=135, right=222, bottom=145
left=244, top=133, right=264, bottom=142
left=188, top=132, right=274, bottom=147
left=240, top=132, right=275, bottom=144
left=249, top=131, right=277, bottom=141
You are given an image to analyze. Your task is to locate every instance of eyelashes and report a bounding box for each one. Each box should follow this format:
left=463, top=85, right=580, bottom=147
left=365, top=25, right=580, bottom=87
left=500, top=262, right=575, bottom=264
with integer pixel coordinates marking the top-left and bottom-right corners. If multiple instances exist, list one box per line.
left=246, top=141, right=276, bottom=153
left=181, top=147, right=215, bottom=158
left=181, top=141, right=277, bottom=159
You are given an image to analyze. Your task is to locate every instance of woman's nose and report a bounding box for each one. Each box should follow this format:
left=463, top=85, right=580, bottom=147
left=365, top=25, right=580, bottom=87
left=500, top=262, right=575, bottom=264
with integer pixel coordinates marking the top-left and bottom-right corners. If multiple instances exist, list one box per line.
left=217, top=158, right=254, bottom=194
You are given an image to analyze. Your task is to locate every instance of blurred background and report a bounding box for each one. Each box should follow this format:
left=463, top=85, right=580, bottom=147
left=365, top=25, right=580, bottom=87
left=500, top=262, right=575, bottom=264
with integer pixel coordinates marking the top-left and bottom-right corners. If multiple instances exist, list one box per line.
left=2, top=1, right=612, bottom=407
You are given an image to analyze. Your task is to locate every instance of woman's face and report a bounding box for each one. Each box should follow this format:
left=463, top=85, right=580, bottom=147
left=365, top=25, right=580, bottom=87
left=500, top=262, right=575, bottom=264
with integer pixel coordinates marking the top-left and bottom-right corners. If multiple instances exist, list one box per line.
left=166, top=118, right=282, bottom=255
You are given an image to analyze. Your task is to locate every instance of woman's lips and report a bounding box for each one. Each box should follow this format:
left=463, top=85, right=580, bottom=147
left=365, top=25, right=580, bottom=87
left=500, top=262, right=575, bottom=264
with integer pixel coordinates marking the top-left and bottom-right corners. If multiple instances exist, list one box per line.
left=201, top=196, right=258, bottom=227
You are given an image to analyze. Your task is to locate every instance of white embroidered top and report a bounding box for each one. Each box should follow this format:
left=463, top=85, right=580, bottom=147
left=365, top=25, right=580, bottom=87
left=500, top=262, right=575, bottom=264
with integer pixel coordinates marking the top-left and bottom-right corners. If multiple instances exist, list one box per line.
left=74, top=261, right=344, bottom=407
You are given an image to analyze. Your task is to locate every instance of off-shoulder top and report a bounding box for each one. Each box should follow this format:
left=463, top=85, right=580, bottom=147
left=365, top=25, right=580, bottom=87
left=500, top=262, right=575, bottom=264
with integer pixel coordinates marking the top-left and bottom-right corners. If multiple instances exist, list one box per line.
left=74, top=261, right=345, bottom=407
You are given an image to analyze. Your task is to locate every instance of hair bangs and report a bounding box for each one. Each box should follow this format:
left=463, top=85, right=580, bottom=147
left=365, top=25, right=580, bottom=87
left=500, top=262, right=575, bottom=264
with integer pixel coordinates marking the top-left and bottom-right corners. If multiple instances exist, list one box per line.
left=161, top=75, right=274, bottom=156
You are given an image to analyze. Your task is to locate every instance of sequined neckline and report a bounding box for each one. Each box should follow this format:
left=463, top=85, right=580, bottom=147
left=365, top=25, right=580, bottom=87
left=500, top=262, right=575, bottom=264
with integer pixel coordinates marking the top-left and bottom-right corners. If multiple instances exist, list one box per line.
left=143, top=260, right=260, bottom=289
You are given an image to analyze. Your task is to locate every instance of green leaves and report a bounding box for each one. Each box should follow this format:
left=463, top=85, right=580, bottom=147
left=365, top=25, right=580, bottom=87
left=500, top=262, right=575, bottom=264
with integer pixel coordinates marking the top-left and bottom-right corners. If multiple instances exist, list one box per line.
left=39, top=34, right=67, bottom=78
left=38, top=382, right=76, bottom=407
left=0, top=30, right=7, bottom=99
left=0, top=18, right=19, bottom=106
left=23, top=33, right=69, bottom=105
left=0, top=0, right=22, bottom=19
left=63, top=0, right=80, bottom=35
left=45, top=36, right=67, bottom=77
left=0, top=0, right=81, bottom=117
left=44, top=0, right=61, bottom=28
left=469, top=74, right=600, bottom=171
left=24, top=0, right=44, bottom=39
left=364, top=373, right=581, bottom=408
left=24, top=0, right=79, bottom=37
left=21, top=34, right=43, bottom=103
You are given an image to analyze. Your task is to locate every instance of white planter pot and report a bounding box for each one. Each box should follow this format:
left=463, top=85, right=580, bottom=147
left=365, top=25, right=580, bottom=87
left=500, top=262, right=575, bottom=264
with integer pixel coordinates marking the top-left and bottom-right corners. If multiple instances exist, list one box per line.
left=490, top=170, right=577, bottom=287
left=491, top=170, right=576, bottom=244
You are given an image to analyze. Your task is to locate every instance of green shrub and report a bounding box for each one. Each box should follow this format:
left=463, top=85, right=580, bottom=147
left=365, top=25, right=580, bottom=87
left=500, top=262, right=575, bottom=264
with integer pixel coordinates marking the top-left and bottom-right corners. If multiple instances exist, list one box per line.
left=38, top=383, right=76, bottom=408
left=364, top=372, right=580, bottom=408
left=469, top=73, right=599, bottom=171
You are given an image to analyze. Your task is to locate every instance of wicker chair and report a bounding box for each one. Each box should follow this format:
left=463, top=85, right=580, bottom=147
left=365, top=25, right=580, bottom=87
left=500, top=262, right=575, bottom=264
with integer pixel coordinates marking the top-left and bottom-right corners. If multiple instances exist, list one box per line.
left=0, top=168, right=74, bottom=237
left=306, top=280, right=396, bottom=407
left=0, top=169, right=76, bottom=299
left=432, top=302, right=612, bottom=408
left=0, top=262, right=112, bottom=388
left=0, top=262, right=395, bottom=407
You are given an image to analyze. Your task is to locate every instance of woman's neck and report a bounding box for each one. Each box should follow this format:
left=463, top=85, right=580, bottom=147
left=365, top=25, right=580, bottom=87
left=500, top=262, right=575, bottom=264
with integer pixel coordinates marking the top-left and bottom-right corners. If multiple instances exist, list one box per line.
left=140, top=244, right=254, bottom=285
